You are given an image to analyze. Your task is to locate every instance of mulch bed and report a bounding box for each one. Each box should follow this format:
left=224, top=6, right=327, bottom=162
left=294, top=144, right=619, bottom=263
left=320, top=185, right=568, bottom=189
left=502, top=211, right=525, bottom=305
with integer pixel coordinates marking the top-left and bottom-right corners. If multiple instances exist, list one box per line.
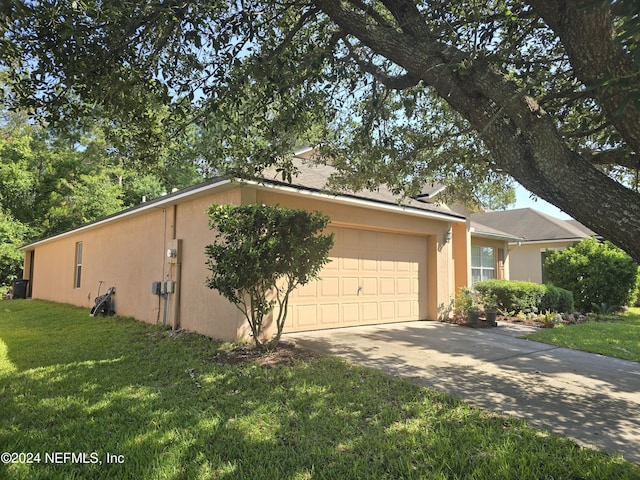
left=442, top=315, right=555, bottom=329
left=210, top=341, right=321, bottom=367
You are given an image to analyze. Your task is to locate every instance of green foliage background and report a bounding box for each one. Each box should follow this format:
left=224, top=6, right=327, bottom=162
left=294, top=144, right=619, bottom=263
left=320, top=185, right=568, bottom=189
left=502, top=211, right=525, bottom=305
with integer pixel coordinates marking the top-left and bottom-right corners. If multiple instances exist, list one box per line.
left=545, top=238, right=639, bottom=311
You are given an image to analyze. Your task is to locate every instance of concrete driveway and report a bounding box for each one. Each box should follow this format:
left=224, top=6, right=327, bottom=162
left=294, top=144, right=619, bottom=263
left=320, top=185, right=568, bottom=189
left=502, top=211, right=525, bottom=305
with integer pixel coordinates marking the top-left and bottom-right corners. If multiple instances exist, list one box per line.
left=285, top=321, right=640, bottom=464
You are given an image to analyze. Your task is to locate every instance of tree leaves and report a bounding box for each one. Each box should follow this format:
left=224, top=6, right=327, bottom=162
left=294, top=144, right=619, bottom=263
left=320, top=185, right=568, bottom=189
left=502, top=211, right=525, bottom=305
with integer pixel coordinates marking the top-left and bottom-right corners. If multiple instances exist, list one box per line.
left=205, top=204, right=334, bottom=350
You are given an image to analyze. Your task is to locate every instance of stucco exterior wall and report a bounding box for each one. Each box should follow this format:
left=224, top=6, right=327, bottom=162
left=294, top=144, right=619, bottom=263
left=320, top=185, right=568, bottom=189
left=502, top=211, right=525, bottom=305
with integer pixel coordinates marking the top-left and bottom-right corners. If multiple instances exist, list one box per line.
left=170, top=189, right=247, bottom=340
left=23, top=183, right=465, bottom=340
left=508, top=241, right=574, bottom=283
left=25, top=188, right=247, bottom=339
left=29, top=208, right=167, bottom=322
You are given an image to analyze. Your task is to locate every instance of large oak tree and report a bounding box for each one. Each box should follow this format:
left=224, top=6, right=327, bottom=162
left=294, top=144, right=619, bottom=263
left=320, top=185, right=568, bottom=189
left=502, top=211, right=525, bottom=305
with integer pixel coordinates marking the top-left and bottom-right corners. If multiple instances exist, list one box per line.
left=2, top=1, right=639, bottom=260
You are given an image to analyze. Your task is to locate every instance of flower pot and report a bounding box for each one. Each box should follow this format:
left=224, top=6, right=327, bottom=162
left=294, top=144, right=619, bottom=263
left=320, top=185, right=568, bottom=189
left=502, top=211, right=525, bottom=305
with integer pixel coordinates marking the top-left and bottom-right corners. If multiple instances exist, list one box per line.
left=468, top=311, right=481, bottom=327
left=485, top=311, right=498, bottom=326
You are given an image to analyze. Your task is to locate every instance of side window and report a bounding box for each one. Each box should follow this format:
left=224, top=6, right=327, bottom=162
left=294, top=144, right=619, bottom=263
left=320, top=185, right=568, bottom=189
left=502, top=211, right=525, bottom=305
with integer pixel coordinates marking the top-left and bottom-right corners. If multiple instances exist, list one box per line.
left=471, top=246, right=495, bottom=286
left=74, top=242, right=83, bottom=288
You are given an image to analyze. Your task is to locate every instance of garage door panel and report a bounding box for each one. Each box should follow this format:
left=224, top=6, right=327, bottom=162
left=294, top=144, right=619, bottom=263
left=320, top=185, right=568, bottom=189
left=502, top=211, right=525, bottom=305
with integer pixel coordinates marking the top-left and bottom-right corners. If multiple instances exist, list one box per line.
left=361, top=277, right=377, bottom=295
left=324, top=258, right=339, bottom=270
left=361, top=258, right=377, bottom=271
left=362, top=302, right=378, bottom=322
left=320, top=277, right=339, bottom=297
left=342, top=277, right=360, bottom=296
left=342, top=303, right=359, bottom=323
left=380, top=301, right=395, bottom=320
left=342, top=257, right=359, bottom=270
left=397, top=277, right=412, bottom=295
left=397, top=301, right=412, bottom=319
left=380, top=278, right=395, bottom=295
left=296, top=305, right=318, bottom=327
left=320, top=304, right=339, bottom=324
left=286, top=227, right=427, bottom=332
left=297, top=282, right=317, bottom=298
left=379, top=260, right=395, bottom=271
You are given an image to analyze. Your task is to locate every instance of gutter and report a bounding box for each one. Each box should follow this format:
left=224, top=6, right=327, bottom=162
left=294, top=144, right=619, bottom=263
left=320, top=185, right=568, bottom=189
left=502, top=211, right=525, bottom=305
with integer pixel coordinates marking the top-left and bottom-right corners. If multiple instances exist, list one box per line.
left=20, top=178, right=234, bottom=250
left=243, top=179, right=466, bottom=223
left=21, top=174, right=465, bottom=251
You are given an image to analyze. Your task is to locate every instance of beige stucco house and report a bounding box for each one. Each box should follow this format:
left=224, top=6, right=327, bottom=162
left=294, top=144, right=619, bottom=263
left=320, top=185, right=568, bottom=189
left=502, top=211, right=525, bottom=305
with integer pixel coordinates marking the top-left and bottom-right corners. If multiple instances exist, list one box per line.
left=471, top=209, right=597, bottom=283
left=21, top=156, right=492, bottom=340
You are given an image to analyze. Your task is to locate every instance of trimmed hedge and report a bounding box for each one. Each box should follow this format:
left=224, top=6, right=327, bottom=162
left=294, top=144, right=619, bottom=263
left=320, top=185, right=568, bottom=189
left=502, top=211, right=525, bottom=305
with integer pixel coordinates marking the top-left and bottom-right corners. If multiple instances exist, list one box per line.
left=474, top=279, right=574, bottom=313
left=540, top=285, right=575, bottom=313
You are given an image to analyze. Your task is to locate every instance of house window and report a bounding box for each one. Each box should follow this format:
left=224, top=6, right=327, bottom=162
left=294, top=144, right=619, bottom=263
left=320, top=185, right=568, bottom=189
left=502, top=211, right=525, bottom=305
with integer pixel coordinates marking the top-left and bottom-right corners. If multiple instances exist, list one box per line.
left=472, top=246, right=495, bottom=285
left=74, top=242, right=83, bottom=288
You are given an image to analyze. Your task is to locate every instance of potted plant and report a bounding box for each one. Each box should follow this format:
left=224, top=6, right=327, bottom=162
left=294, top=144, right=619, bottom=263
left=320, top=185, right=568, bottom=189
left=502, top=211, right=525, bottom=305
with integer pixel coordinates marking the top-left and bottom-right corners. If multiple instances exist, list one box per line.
left=481, top=293, right=499, bottom=326
left=456, top=287, right=481, bottom=326
left=468, top=303, right=481, bottom=327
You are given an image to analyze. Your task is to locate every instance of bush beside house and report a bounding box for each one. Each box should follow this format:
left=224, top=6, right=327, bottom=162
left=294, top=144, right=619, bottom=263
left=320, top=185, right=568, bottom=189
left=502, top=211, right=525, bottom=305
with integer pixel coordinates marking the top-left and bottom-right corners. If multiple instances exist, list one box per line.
left=205, top=204, right=334, bottom=350
left=474, top=279, right=574, bottom=314
left=544, top=238, right=639, bottom=312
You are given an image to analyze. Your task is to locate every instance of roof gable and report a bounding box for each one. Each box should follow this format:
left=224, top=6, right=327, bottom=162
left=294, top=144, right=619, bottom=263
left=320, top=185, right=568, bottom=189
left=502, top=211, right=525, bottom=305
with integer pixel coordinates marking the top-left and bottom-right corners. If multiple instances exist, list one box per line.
left=470, top=208, right=595, bottom=242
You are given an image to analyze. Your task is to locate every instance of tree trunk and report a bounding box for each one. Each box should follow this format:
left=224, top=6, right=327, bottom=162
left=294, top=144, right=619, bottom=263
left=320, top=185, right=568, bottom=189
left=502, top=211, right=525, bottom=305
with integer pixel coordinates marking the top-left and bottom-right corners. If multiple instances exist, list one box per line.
left=314, top=0, right=640, bottom=262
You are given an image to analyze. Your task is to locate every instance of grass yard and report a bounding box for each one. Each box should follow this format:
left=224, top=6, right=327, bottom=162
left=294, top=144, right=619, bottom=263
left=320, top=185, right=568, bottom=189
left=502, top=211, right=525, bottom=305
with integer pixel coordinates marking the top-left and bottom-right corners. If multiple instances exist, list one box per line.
left=1, top=301, right=639, bottom=479
left=526, top=307, right=640, bottom=363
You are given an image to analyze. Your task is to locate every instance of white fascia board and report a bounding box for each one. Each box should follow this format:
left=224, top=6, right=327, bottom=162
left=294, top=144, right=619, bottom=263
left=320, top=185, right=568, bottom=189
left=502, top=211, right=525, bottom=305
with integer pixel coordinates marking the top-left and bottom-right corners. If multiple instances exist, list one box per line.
left=244, top=179, right=466, bottom=223
left=20, top=178, right=234, bottom=250
left=471, top=231, right=524, bottom=242
left=507, top=237, right=588, bottom=246
left=21, top=176, right=464, bottom=251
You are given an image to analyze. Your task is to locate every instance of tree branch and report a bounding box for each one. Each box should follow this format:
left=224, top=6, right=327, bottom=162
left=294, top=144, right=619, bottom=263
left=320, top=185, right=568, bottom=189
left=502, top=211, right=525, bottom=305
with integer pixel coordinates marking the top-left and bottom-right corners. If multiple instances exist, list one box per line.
left=529, top=0, right=640, bottom=154
left=585, top=149, right=639, bottom=170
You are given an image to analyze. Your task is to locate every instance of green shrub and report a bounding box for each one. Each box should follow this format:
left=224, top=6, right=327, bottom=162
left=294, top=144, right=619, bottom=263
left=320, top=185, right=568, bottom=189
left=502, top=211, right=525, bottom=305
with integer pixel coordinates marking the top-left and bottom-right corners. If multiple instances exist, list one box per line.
left=474, top=280, right=547, bottom=313
left=206, top=204, right=334, bottom=350
left=540, top=285, right=575, bottom=313
left=544, top=238, right=639, bottom=311
left=474, top=280, right=574, bottom=314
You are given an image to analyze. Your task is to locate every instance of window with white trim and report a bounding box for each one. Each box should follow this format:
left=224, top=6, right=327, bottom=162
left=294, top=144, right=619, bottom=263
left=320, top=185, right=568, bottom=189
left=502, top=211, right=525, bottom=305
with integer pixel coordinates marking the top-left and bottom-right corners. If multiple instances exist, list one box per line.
left=471, top=246, right=495, bottom=285
left=74, top=242, right=83, bottom=288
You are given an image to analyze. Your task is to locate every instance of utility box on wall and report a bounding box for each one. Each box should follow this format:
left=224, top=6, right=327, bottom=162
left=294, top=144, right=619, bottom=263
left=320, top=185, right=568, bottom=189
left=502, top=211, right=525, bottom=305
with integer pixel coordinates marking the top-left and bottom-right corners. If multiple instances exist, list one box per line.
left=166, top=239, right=182, bottom=264
left=151, top=281, right=162, bottom=296
left=161, top=281, right=175, bottom=294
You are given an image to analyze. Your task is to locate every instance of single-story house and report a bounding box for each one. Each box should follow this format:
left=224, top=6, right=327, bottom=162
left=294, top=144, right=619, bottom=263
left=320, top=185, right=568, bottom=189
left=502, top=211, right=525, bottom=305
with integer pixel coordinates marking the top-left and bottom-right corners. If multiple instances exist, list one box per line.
left=471, top=208, right=597, bottom=283
left=20, top=154, right=501, bottom=340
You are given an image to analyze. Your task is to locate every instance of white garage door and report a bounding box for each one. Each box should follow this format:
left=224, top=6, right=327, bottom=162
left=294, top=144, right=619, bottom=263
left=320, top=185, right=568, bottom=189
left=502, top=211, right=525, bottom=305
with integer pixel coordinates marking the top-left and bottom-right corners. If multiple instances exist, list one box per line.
left=285, top=226, right=428, bottom=332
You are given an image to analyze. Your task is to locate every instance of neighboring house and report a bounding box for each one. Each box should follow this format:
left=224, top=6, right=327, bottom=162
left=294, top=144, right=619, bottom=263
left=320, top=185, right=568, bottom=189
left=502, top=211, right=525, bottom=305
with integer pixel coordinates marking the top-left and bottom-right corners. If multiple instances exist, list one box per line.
left=471, top=208, right=597, bottom=283
left=20, top=156, right=474, bottom=340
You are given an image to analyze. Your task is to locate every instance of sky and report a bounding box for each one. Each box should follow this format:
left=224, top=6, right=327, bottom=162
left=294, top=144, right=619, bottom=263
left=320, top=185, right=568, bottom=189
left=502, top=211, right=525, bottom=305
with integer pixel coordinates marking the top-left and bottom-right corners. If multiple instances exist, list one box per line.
left=511, top=184, right=572, bottom=220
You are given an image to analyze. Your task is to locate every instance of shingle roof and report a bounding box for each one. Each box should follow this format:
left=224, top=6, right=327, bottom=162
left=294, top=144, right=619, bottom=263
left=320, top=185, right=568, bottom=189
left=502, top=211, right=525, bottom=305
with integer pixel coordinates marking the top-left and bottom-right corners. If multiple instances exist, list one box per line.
left=469, top=221, right=524, bottom=242
left=22, top=157, right=465, bottom=250
left=261, top=157, right=463, bottom=219
left=470, top=208, right=595, bottom=242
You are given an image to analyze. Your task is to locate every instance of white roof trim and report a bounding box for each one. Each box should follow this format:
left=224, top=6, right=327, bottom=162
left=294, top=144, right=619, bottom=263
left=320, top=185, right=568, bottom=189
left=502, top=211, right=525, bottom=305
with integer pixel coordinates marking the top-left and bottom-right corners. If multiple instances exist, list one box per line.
left=507, top=237, right=590, bottom=246
left=244, top=179, right=466, bottom=223
left=21, top=178, right=234, bottom=250
left=21, top=176, right=464, bottom=251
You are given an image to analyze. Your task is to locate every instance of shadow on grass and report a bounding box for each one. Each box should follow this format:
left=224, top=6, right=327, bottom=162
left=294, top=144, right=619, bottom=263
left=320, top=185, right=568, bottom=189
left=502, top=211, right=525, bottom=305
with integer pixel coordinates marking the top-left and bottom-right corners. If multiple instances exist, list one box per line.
left=288, top=321, right=640, bottom=466
left=1, top=301, right=638, bottom=478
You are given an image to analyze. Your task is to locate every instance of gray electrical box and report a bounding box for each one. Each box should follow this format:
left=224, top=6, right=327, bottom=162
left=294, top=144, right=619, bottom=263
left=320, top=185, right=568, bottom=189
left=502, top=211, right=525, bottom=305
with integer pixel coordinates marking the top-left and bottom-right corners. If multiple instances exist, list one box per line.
left=151, top=281, right=161, bottom=295
left=161, top=280, right=175, bottom=294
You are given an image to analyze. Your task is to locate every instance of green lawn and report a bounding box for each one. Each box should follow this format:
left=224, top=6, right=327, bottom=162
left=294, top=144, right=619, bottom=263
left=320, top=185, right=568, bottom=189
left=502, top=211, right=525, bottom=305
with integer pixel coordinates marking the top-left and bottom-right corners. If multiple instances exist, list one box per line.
left=526, top=307, right=640, bottom=363
left=1, top=300, right=638, bottom=479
